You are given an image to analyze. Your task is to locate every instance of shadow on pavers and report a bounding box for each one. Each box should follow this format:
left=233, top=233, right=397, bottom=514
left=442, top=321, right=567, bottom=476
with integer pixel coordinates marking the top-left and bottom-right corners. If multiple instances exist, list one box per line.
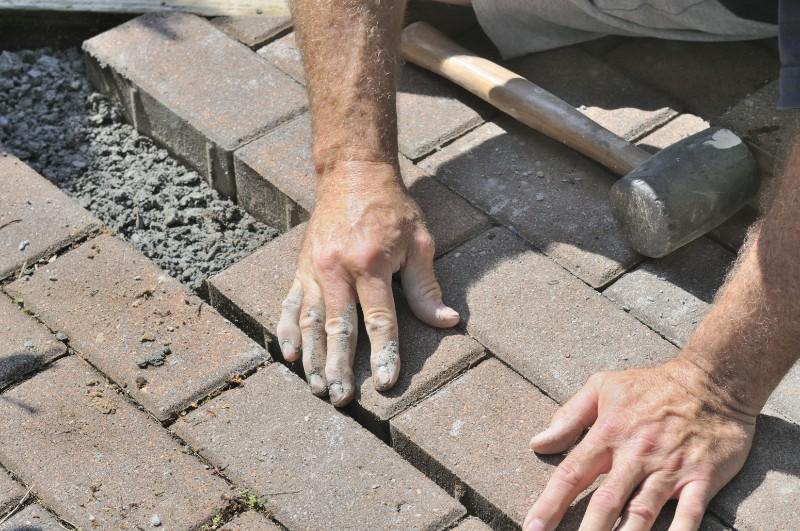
left=0, top=352, right=53, bottom=398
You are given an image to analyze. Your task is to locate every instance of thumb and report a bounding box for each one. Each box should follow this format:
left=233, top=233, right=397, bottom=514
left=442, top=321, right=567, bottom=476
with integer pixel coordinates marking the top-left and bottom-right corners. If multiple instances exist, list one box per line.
left=400, top=230, right=459, bottom=328
left=530, top=374, right=602, bottom=454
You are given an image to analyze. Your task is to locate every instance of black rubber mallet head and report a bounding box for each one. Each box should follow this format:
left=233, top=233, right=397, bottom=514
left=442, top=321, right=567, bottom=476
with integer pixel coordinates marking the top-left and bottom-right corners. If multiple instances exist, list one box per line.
left=401, top=23, right=760, bottom=258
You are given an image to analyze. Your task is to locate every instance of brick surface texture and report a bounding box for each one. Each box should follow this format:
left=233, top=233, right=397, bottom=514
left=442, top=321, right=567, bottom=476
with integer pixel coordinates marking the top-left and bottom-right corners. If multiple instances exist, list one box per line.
left=421, top=119, right=640, bottom=288
left=391, top=358, right=589, bottom=529
left=0, top=357, right=230, bottom=530
left=453, top=516, right=493, bottom=531
left=219, top=511, right=280, bottom=530
left=174, top=363, right=465, bottom=530
left=211, top=15, right=291, bottom=48
left=0, top=504, right=62, bottom=531
left=606, top=39, right=779, bottom=119
left=637, top=114, right=710, bottom=153
left=0, top=153, right=101, bottom=279
left=603, top=237, right=735, bottom=347
left=258, top=33, right=305, bottom=85
left=0, top=470, right=23, bottom=514
left=435, top=227, right=676, bottom=403
left=0, top=296, right=65, bottom=390
left=208, top=225, right=486, bottom=431
left=6, top=234, right=268, bottom=421
left=83, top=13, right=306, bottom=197
left=507, top=46, right=678, bottom=141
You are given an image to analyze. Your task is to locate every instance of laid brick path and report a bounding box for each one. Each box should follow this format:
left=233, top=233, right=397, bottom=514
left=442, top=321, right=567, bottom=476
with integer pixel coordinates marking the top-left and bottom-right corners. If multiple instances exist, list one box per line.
left=2, top=8, right=798, bottom=530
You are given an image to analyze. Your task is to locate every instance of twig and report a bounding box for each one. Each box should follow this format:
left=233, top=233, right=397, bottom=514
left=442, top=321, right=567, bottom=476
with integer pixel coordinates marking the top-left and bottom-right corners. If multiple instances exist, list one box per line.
left=0, top=219, right=22, bottom=231
left=0, top=486, right=33, bottom=525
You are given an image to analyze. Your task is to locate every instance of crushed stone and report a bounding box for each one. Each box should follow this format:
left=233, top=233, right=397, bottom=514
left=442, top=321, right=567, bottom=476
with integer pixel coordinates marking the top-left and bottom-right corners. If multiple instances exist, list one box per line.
left=0, top=47, right=278, bottom=292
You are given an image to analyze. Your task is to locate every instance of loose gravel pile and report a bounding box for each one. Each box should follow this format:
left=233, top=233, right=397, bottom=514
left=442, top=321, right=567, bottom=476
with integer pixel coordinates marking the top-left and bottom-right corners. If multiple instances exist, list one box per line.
left=0, top=47, right=278, bottom=293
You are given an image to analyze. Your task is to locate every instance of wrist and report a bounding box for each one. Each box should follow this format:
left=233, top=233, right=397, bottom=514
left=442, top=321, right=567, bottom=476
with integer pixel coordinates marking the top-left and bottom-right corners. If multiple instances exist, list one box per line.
left=315, top=157, right=405, bottom=199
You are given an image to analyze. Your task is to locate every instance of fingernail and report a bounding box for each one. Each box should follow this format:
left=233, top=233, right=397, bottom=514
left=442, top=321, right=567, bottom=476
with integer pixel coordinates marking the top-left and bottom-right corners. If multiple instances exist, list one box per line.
left=329, top=382, right=345, bottom=405
left=526, top=518, right=546, bottom=531
left=308, top=374, right=327, bottom=396
left=281, top=340, right=295, bottom=357
left=529, top=428, right=552, bottom=449
left=436, top=305, right=460, bottom=322
left=375, top=367, right=391, bottom=389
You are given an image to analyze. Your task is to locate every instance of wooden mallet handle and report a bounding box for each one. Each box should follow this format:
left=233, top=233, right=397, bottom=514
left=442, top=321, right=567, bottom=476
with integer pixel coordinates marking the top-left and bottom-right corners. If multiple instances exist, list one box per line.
left=400, top=22, right=651, bottom=175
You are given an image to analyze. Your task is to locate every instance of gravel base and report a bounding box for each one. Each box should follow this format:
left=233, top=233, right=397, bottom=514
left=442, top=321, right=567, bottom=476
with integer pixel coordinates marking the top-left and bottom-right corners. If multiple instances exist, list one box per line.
left=0, top=47, right=278, bottom=293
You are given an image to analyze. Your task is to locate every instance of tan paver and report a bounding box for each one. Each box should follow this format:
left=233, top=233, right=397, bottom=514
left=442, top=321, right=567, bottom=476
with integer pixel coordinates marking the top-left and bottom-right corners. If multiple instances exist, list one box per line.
left=6, top=234, right=268, bottom=421
left=421, top=119, right=641, bottom=288
left=0, top=296, right=66, bottom=390
left=211, top=15, right=291, bottom=48
left=0, top=470, right=23, bottom=514
left=0, top=504, right=62, bottom=531
left=452, top=516, right=493, bottom=531
left=435, top=227, right=676, bottom=402
left=0, top=153, right=101, bottom=280
left=208, top=225, right=486, bottom=431
left=0, top=357, right=230, bottom=530
left=174, top=363, right=466, bottom=530
left=83, top=13, right=306, bottom=197
left=508, top=46, right=679, bottom=141
left=219, top=511, right=279, bottom=530
left=637, top=114, right=710, bottom=153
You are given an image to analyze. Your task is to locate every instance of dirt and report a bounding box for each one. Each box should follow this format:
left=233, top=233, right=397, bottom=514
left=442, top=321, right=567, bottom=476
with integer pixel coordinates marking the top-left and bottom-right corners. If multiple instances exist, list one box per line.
left=0, top=47, right=278, bottom=293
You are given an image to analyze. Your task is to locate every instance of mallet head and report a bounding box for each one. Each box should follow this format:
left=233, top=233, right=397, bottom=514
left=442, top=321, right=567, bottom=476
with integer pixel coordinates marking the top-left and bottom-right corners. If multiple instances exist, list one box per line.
left=609, top=127, right=758, bottom=258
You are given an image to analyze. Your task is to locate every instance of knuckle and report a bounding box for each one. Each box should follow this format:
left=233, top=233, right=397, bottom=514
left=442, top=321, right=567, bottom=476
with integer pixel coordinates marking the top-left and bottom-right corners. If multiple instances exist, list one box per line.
left=591, top=487, right=625, bottom=513
left=554, top=459, right=583, bottom=489
left=313, top=247, right=344, bottom=273
left=625, top=500, right=657, bottom=522
left=596, top=415, right=628, bottom=442
left=414, top=231, right=436, bottom=257
left=299, top=308, right=324, bottom=330
left=364, top=309, right=396, bottom=336
left=326, top=316, right=355, bottom=338
left=349, top=246, right=387, bottom=274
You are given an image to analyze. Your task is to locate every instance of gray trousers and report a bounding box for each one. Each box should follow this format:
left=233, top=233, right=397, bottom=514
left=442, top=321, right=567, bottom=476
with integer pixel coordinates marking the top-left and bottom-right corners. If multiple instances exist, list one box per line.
left=472, top=0, right=778, bottom=58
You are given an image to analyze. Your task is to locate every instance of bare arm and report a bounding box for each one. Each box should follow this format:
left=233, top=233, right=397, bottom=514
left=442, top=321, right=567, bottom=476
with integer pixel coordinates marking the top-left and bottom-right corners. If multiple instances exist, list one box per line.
left=278, top=0, right=459, bottom=407
left=525, top=132, right=800, bottom=531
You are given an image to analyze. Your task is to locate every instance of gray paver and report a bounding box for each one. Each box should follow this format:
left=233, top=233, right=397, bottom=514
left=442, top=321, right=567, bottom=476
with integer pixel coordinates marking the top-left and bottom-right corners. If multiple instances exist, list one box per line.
left=211, top=15, right=291, bottom=48
left=256, top=33, right=488, bottom=160
left=208, top=225, right=486, bottom=429
left=765, top=364, right=800, bottom=427
left=233, top=112, right=488, bottom=246
left=603, top=237, right=735, bottom=347
left=508, top=46, right=678, bottom=141
left=606, top=39, right=779, bottom=119
left=83, top=13, right=306, bottom=197
left=0, top=357, right=230, bottom=530
left=637, top=114, right=710, bottom=153
left=0, top=296, right=66, bottom=390
left=452, top=516, right=493, bottom=531
left=0, top=470, right=23, bottom=514
left=6, top=234, right=268, bottom=421
left=709, top=206, right=759, bottom=252
left=711, top=414, right=800, bottom=531
left=391, top=358, right=589, bottom=529
left=174, top=363, right=465, bottom=530
left=0, top=504, right=62, bottom=531
left=219, top=511, right=279, bottom=530
left=718, top=80, right=800, bottom=176
left=435, top=227, right=676, bottom=402
left=421, top=119, right=641, bottom=288
left=0, top=153, right=101, bottom=280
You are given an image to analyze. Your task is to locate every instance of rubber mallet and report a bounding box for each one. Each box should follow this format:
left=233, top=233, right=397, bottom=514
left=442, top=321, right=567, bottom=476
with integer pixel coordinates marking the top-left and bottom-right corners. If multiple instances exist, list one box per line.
left=401, top=22, right=758, bottom=258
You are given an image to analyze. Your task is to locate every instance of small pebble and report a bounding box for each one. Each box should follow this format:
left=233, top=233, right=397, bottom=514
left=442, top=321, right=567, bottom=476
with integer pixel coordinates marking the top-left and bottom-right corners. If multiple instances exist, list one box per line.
left=55, top=331, right=69, bottom=342
left=48, top=275, right=57, bottom=281
left=23, top=339, right=35, bottom=349
left=18, top=240, right=30, bottom=251
left=536, top=170, right=545, bottom=178
left=535, top=193, right=545, bottom=201
left=150, top=514, right=162, bottom=527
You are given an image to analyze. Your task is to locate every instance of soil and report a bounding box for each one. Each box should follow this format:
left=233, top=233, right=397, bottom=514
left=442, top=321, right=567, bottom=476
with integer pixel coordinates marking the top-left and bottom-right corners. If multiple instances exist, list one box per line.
left=0, top=47, right=278, bottom=293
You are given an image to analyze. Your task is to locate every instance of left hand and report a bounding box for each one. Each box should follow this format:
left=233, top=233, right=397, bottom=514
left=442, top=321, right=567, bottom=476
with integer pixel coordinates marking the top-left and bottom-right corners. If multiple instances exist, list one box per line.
left=524, top=359, right=757, bottom=531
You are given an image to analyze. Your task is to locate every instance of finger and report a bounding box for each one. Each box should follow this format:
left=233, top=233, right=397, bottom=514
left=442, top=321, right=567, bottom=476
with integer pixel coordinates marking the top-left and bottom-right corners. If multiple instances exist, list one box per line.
left=400, top=229, right=459, bottom=328
left=667, top=482, right=711, bottom=531
left=524, top=433, right=612, bottom=531
left=578, top=457, right=647, bottom=531
left=617, top=474, right=676, bottom=531
left=321, top=279, right=358, bottom=407
left=277, top=277, right=303, bottom=362
left=356, top=274, right=400, bottom=392
left=299, top=281, right=327, bottom=397
left=530, top=373, right=602, bottom=454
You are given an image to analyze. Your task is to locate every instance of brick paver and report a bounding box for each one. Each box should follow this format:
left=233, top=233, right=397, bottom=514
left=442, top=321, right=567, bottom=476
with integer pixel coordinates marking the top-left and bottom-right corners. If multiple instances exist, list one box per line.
left=208, top=225, right=486, bottom=432
left=421, top=118, right=641, bottom=288
left=0, top=356, right=230, bottom=529
left=603, top=237, right=735, bottom=347
left=0, top=504, right=62, bottom=531
left=256, top=33, right=489, bottom=161
left=233, top=112, right=488, bottom=242
left=508, top=46, right=678, bottom=141
left=0, top=296, right=65, bottom=390
left=391, top=358, right=589, bottom=528
left=83, top=13, right=306, bottom=198
left=606, top=40, right=779, bottom=119
left=711, top=415, right=800, bottom=531
left=0, top=470, right=23, bottom=514
left=718, top=80, right=800, bottom=177
left=6, top=234, right=268, bottom=421
left=709, top=206, right=759, bottom=252
left=219, top=511, right=279, bottom=530
left=452, top=516, right=493, bottom=531
left=211, top=15, right=291, bottom=48
left=435, top=227, right=676, bottom=402
left=766, top=366, right=800, bottom=426
left=0, top=153, right=101, bottom=280
left=174, top=363, right=466, bottom=530
left=637, top=114, right=710, bottom=153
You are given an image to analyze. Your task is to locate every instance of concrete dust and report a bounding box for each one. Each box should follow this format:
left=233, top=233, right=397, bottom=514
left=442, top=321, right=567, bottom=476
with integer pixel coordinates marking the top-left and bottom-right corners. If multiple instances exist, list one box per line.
left=0, top=47, right=278, bottom=293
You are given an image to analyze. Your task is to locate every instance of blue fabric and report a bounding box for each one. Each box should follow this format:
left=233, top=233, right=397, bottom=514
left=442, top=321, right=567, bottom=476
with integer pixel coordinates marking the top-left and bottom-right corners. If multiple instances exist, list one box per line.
left=779, top=0, right=800, bottom=109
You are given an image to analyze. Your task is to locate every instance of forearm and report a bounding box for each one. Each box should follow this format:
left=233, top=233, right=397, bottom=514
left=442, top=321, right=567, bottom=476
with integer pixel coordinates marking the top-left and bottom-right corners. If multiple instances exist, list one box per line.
left=292, top=0, right=407, bottom=176
left=680, top=135, right=800, bottom=414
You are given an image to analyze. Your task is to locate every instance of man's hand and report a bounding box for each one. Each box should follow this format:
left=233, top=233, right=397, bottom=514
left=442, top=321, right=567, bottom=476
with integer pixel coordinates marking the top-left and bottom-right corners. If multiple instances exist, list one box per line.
left=524, top=359, right=756, bottom=531
left=276, top=161, right=459, bottom=406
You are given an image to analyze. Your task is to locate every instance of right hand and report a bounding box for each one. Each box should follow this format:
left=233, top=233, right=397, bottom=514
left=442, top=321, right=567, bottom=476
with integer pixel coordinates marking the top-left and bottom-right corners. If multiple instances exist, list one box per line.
left=276, top=160, right=460, bottom=406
